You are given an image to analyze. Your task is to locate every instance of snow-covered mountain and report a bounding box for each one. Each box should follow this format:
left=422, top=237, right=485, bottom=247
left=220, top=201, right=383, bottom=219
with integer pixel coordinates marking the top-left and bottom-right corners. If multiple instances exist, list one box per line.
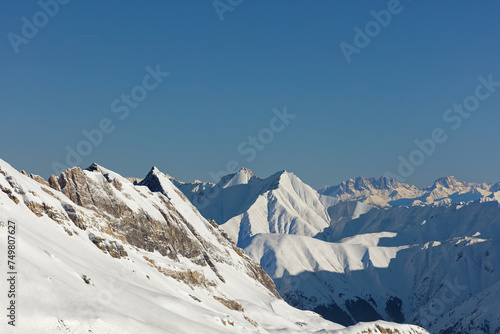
left=172, top=169, right=500, bottom=333
left=319, top=176, right=497, bottom=207
left=0, top=158, right=425, bottom=334
left=170, top=168, right=335, bottom=244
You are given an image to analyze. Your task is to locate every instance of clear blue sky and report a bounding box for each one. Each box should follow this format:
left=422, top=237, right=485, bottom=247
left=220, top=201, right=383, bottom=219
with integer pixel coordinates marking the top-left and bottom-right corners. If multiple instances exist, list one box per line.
left=1, top=1, right=500, bottom=189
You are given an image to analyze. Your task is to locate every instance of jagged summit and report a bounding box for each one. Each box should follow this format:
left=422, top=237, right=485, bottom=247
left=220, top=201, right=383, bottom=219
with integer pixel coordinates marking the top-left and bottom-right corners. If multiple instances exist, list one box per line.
left=319, top=176, right=422, bottom=207
left=217, top=169, right=295, bottom=191
left=317, top=175, right=500, bottom=207
left=429, top=176, right=462, bottom=189
left=139, top=166, right=168, bottom=194
left=86, top=162, right=100, bottom=171
left=239, top=167, right=254, bottom=175
left=135, top=166, right=163, bottom=180
left=320, top=176, right=407, bottom=195
left=150, top=166, right=162, bottom=174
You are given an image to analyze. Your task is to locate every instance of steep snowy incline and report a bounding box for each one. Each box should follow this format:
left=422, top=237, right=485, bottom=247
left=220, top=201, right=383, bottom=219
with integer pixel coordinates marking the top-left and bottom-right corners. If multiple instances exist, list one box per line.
left=0, top=158, right=427, bottom=334
left=224, top=170, right=334, bottom=245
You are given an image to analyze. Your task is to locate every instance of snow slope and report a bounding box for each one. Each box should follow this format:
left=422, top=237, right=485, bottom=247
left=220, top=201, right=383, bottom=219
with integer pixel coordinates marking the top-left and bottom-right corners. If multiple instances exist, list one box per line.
left=246, top=201, right=500, bottom=333
left=245, top=225, right=500, bottom=332
left=0, top=158, right=425, bottom=334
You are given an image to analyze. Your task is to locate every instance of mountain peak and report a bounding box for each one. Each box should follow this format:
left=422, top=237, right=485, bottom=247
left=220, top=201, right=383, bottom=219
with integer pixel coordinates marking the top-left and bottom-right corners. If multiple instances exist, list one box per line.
left=150, top=166, right=162, bottom=175
left=432, top=176, right=461, bottom=188
left=317, top=176, right=422, bottom=207
left=140, top=167, right=167, bottom=194
left=219, top=167, right=255, bottom=188
left=322, top=176, right=404, bottom=195
left=86, top=162, right=101, bottom=172
left=265, top=170, right=290, bottom=187
left=239, top=167, right=254, bottom=175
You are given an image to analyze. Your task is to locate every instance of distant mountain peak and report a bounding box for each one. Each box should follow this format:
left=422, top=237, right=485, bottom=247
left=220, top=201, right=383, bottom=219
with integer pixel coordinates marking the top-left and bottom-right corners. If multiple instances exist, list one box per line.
left=89, top=162, right=99, bottom=168
left=86, top=162, right=101, bottom=172
left=431, top=176, right=461, bottom=188
left=319, top=176, right=411, bottom=198
left=218, top=167, right=256, bottom=189
left=239, top=167, right=254, bottom=175
left=139, top=166, right=168, bottom=194
left=150, top=166, right=162, bottom=174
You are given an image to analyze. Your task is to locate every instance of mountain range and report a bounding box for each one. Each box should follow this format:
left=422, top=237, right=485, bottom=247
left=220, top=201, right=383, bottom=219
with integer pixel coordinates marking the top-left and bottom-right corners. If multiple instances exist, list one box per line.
left=170, top=168, right=500, bottom=333
left=0, top=158, right=427, bottom=334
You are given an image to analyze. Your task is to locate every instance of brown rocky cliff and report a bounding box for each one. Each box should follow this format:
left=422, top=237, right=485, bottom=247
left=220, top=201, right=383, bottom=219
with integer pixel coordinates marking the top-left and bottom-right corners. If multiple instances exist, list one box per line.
left=47, top=165, right=280, bottom=298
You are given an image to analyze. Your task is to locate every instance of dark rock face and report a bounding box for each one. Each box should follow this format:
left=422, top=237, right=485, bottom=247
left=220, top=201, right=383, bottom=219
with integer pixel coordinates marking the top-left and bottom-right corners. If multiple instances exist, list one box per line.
left=313, top=302, right=355, bottom=327
left=89, top=233, right=128, bottom=258
left=138, top=167, right=165, bottom=194
left=48, top=175, right=61, bottom=191
left=345, top=298, right=383, bottom=323
left=243, top=255, right=281, bottom=299
left=386, top=296, right=405, bottom=323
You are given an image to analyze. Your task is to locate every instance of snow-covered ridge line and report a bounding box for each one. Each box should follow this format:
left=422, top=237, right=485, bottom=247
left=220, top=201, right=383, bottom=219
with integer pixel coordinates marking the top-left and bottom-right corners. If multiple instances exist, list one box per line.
left=319, top=175, right=500, bottom=207
left=168, top=169, right=500, bottom=209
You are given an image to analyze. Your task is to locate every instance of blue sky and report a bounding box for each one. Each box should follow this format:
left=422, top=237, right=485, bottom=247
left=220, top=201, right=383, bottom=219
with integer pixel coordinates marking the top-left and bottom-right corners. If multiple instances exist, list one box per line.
left=1, top=1, right=499, bottom=188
